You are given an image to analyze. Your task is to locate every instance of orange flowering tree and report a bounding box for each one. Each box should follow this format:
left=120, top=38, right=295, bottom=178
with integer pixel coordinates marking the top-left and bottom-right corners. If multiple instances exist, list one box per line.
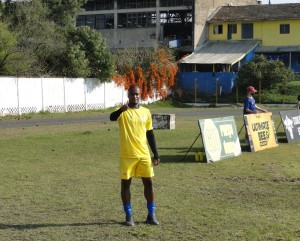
left=112, top=46, right=178, bottom=100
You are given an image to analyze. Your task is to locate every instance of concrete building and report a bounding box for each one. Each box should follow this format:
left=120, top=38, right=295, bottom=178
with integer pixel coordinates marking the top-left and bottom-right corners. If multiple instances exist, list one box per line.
left=76, top=0, right=258, bottom=52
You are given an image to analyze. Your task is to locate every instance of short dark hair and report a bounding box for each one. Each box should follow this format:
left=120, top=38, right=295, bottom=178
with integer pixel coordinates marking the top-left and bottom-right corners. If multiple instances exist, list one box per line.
left=298, top=94, right=300, bottom=101
left=128, top=85, right=140, bottom=92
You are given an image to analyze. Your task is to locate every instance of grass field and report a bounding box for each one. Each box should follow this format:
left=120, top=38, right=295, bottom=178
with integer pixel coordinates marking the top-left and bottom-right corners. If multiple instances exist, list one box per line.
left=0, top=106, right=299, bottom=241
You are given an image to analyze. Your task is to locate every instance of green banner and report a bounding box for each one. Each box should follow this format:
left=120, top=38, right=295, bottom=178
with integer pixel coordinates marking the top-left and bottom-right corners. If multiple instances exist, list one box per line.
left=198, top=116, right=241, bottom=163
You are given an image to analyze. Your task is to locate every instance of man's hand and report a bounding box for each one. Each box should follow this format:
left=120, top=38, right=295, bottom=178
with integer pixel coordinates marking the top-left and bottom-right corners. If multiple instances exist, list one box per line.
left=255, top=105, right=268, bottom=113
left=153, top=158, right=160, bottom=166
left=257, top=108, right=267, bottom=113
left=120, top=101, right=128, bottom=112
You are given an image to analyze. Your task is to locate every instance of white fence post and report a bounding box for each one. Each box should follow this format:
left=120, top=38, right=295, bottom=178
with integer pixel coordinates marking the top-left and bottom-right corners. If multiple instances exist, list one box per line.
left=84, top=78, right=87, bottom=111
left=16, top=77, right=21, bottom=115
left=63, top=77, right=67, bottom=112
left=41, top=77, right=45, bottom=112
left=104, top=82, right=106, bottom=110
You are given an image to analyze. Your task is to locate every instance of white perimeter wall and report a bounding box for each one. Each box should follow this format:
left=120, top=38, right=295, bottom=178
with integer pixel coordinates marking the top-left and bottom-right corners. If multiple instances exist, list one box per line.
left=0, top=77, right=158, bottom=115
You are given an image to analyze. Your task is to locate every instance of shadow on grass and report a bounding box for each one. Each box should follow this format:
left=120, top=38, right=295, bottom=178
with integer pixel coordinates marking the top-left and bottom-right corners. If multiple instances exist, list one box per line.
left=0, top=221, right=162, bottom=230
left=0, top=221, right=120, bottom=230
left=158, top=131, right=291, bottom=161
left=241, top=146, right=251, bottom=152
left=276, top=132, right=288, bottom=143
left=160, top=154, right=207, bottom=163
left=158, top=146, right=207, bottom=163
left=158, top=144, right=250, bottom=162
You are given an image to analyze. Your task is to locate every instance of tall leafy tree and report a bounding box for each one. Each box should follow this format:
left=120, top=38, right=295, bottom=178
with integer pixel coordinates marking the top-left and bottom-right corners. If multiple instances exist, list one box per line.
left=62, top=26, right=115, bottom=81
left=61, top=43, right=91, bottom=78
left=0, top=1, right=3, bottom=18
left=1, top=0, right=114, bottom=79
left=1, top=0, right=67, bottom=76
left=237, top=54, right=296, bottom=93
left=0, top=22, right=35, bottom=76
left=42, top=0, right=87, bottom=27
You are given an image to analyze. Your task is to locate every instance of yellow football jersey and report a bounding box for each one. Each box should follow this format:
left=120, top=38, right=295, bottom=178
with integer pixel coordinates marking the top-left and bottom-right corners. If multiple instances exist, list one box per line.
left=117, top=106, right=153, bottom=159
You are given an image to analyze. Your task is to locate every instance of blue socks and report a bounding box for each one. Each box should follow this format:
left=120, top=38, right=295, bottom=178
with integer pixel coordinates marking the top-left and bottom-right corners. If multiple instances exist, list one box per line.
left=124, top=202, right=156, bottom=216
left=147, top=202, right=156, bottom=215
left=123, top=203, right=132, bottom=217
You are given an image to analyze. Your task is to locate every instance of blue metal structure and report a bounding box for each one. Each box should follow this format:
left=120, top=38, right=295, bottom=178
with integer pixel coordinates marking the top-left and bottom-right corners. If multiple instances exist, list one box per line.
left=177, top=72, right=237, bottom=95
left=177, top=45, right=257, bottom=95
left=263, top=53, right=300, bottom=73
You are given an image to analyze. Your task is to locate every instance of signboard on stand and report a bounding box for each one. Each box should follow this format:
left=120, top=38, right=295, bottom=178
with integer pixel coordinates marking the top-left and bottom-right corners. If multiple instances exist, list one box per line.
left=244, top=112, right=278, bottom=152
left=152, top=114, right=175, bottom=129
left=279, top=110, right=300, bottom=143
left=198, top=116, right=241, bottom=163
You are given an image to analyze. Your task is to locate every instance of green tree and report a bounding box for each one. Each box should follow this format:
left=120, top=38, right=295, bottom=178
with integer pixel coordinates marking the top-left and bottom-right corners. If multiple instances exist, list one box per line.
left=0, top=2, right=3, bottom=18
left=0, top=22, right=34, bottom=76
left=1, top=0, right=114, bottom=79
left=63, top=26, right=115, bottom=81
left=61, top=44, right=90, bottom=78
left=42, top=0, right=87, bottom=27
left=1, top=0, right=67, bottom=76
left=237, top=54, right=296, bottom=92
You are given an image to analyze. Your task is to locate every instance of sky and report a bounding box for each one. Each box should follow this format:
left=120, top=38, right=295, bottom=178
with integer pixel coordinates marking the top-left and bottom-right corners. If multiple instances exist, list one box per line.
left=262, top=0, right=300, bottom=3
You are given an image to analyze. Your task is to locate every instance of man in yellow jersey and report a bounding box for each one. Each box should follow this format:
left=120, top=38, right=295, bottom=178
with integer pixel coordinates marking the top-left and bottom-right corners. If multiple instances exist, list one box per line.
left=110, top=85, right=160, bottom=227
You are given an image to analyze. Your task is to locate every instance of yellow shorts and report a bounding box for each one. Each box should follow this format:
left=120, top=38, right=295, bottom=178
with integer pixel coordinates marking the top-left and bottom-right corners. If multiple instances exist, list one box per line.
left=120, top=157, right=154, bottom=180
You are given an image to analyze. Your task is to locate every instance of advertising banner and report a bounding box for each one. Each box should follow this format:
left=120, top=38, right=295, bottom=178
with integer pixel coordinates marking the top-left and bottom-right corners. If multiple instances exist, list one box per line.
left=152, top=114, right=175, bottom=129
left=279, top=110, right=300, bottom=143
left=198, top=116, right=241, bottom=163
left=244, top=112, right=278, bottom=152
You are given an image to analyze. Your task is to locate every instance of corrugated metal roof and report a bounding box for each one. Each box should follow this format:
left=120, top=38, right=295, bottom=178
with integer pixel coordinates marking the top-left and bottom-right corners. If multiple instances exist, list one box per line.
left=256, top=46, right=300, bottom=53
left=207, top=4, right=300, bottom=23
left=180, top=40, right=260, bottom=65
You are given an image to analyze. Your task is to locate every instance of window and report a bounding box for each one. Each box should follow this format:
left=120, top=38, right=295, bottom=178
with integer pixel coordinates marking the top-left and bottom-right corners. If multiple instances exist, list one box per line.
left=242, top=23, right=253, bottom=39
left=160, top=11, right=192, bottom=24
left=95, top=15, right=105, bottom=29
left=118, top=0, right=156, bottom=9
left=86, top=15, right=96, bottom=29
left=280, top=24, right=290, bottom=34
left=227, top=24, right=237, bottom=40
left=76, top=14, right=114, bottom=29
left=76, top=16, right=86, bottom=27
left=160, top=0, right=192, bottom=7
left=84, top=0, right=113, bottom=11
left=213, top=24, right=223, bottom=34
left=228, top=24, right=237, bottom=34
left=84, top=1, right=95, bottom=11
left=118, top=12, right=156, bottom=28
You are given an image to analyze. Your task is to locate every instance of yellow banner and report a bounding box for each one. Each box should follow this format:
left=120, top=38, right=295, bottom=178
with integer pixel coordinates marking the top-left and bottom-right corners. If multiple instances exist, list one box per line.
left=244, top=112, right=278, bottom=152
